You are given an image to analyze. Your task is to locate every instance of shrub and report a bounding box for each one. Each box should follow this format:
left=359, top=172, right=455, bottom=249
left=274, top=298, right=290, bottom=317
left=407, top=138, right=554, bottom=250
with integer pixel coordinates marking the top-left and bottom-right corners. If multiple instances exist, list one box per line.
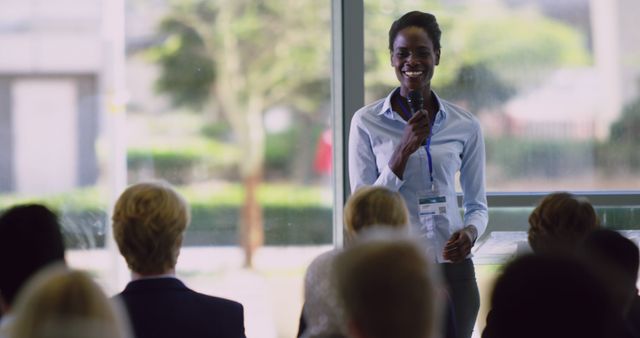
left=0, top=184, right=333, bottom=249
left=486, top=137, right=595, bottom=178
left=127, top=140, right=239, bottom=184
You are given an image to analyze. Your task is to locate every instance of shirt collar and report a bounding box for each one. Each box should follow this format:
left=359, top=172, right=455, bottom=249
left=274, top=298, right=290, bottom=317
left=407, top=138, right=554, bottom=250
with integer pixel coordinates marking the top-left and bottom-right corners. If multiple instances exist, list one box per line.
left=131, top=272, right=177, bottom=281
left=380, top=87, right=447, bottom=123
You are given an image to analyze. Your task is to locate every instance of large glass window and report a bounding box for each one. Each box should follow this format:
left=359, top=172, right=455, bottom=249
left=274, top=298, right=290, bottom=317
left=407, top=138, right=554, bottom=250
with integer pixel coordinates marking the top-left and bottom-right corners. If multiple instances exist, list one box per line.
left=364, top=0, right=640, bottom=192
left=0, top=1, right=332, bottom=337
left=2, top=0, right=638, bottom=336
left=363, top=0, right=640, bottom=235
left=364, top=0, right=640, bottom=336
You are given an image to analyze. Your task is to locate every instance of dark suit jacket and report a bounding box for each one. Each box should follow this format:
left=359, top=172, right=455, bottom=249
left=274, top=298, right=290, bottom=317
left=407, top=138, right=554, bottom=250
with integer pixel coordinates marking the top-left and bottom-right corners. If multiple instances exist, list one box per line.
left=116, top=278, right=245, bottom=338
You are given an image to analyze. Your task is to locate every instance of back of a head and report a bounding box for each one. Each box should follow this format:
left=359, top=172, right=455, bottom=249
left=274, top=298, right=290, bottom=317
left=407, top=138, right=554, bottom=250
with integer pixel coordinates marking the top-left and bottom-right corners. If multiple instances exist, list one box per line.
left=483, top=254, right=613, bottom=338
left=10, top=265, right=129, bottom=338
left=112, top=181, right=190, bottom=275
left=582, top=229, right=639, bottom=281
left=0, top=204, right=65, bottom=307
left=528, top=192, right=599, bottom=254
left=581, top=229, right=640, bottom=314
left=344, top=186, right=409, bottom=240
left=334, top=231, right=438, bottom=338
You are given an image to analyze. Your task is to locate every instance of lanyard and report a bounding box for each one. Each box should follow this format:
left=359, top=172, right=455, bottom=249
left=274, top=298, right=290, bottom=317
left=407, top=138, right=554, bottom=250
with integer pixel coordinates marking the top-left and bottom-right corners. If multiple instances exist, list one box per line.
left=396, top=96, right=435, bottom=191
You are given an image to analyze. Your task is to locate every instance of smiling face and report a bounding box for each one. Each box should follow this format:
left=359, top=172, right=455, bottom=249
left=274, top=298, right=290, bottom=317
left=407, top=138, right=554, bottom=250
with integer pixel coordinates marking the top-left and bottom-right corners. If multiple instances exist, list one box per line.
left=391, top=26, right=440, bottom=97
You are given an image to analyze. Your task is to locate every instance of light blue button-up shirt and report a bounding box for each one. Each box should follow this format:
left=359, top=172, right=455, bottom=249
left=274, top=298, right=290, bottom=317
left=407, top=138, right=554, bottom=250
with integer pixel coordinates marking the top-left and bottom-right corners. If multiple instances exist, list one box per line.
left=348, top=88, right=488, bottom=262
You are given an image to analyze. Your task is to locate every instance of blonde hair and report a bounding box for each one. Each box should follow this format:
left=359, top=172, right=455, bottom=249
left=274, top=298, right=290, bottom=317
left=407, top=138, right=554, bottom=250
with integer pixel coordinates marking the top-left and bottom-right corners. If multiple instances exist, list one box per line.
left=335, top=232, right=439, bottom=338
left=528, top=192, right=599, bottom=254
left=344, top=186, right=409, bottom=240
left=112, top=182, right=190, bottom=275
left=9, top=265, right=130, bottom=338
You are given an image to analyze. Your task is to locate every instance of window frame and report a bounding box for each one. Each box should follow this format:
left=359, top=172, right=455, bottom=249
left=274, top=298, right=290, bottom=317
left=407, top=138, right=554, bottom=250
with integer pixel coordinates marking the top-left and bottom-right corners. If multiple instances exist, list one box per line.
left=331, top=0, right=640, bottom=247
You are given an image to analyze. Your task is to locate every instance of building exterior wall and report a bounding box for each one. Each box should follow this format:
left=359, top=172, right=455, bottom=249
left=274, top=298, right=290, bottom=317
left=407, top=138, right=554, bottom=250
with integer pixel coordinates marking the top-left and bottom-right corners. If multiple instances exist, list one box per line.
left=0, top=0, right=102, bottom=193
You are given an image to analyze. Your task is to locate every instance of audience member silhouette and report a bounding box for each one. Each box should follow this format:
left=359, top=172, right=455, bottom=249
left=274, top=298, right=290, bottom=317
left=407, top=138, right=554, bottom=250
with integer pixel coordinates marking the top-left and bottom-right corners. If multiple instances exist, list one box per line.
left=112, top=181, right=246, bottom=338
left=527, top=192, right=599, bottom=254
left=482, top=254, right=614, bottom=338
left=299, top=186, right=410, bottom=338
left=581, top=229, right=640, bottom=337
left=0, top=204, right=65, bottom=334
left=9, top=265, right=130, bottom=338
left=334, top=231, right=440, bottom=338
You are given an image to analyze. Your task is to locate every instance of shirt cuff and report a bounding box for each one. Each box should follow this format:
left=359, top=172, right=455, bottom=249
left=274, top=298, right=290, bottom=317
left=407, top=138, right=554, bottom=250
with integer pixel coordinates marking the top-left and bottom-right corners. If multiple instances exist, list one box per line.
left=374, top=165, right=405, bottom=192
left=464, top=215, right=487, bottom=239
left=462, top=225, right=478, bottom=244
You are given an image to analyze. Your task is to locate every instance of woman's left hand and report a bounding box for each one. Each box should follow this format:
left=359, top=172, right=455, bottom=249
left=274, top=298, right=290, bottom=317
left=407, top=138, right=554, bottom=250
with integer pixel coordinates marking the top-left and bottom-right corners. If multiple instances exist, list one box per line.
left=443, top=228, right=475, bottom=262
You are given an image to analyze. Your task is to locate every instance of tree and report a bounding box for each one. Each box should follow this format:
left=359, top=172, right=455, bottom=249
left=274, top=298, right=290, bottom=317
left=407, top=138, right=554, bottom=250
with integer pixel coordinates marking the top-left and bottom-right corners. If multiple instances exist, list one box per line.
left=438, top=63, right=515, bottom=113
left=610, top=96, right=640, bottom=144
left=363, top=0, right=590, bottom=107
left=598, top=94, right=640, bottom=173
left=149, top=0, right=330, bottom=267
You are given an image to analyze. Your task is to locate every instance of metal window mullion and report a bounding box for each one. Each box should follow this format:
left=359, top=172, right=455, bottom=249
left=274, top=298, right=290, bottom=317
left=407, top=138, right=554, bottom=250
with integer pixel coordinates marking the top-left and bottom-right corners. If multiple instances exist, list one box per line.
left=457, top=192, right=640, bottom=207
left=331, top=0, right=364, bottom=248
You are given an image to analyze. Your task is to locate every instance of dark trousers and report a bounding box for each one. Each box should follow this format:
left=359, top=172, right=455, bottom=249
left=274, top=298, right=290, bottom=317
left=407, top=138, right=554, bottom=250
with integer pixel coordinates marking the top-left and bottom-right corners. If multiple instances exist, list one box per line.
left=441, top=259, right=480, bottom=338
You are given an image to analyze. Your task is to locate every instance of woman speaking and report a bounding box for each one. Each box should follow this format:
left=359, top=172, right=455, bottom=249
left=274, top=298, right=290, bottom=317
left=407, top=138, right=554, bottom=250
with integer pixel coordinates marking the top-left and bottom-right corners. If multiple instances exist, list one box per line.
left=348, top=11, right=488, bottom=338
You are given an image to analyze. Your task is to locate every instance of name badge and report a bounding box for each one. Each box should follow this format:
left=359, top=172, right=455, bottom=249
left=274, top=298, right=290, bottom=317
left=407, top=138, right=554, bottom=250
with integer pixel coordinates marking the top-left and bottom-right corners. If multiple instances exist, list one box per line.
left=418, top=195, right=447, bottom=239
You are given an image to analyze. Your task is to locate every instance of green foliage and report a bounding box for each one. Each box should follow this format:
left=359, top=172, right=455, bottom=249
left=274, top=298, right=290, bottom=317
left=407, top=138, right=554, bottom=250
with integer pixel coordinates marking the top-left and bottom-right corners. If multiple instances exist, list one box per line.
left=483, top=206, right=640, bottom=239
left=0, top=183, right=333, bottom=249
left=149, top=0, right=332, bottom=193
left=594, top=94, right=640, bottom=173
left=0, top=183, right=329, bottom=212
left=265, top=130, right=295, bottom=175
left=447, top=10, right=590, bottom=86
left=0, top=205, right=332, bottom=249
left=0, top=187, right=107, bottom=212
left=127, top=139, right=239, bottom=184
left=438, top=63, right=515, bottom=112
left=363, top=1, right=590, bottom=104
left=147, top=19, right=215, bottom=110
left=179, top=183, right=331, bottom=208
left=0, top=187, right=109, bottom=250
left=610, top=97, right=640, bottom=144
left=185, top=206, right=332, bottom=245
left=200, top=121, right=232, bottom=139
left=486, top=137, right=595, bottom=178
left=151, top=0, right=330, bottom=114
left=596, top=142, right=640, bottom=173
left=126, top=120, right=324, bottom=182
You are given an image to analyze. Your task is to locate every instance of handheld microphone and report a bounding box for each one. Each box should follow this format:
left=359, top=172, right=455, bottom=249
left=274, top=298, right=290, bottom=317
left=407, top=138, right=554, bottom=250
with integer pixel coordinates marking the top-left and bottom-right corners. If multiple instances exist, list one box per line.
left=407, top=90, right=428, bottom=145
left=407, top=90, right=423, bottom=116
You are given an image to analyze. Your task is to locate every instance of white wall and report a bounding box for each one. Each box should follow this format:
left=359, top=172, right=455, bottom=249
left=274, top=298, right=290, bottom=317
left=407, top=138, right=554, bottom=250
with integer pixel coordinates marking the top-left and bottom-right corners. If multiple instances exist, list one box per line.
left=12, top=78, right=77, bottom=194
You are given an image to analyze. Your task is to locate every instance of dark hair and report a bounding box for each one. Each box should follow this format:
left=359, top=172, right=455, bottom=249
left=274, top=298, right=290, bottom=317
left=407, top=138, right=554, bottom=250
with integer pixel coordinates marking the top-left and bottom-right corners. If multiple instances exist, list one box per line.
left=528, top=192, right=599, bottom=254
left=0, top=204, right=65, bottom=306
left=388, top=11, right=442, bottom=52
left=582, top=229, right=639, bottom=282
left=483, top=254, right=613, bottom=338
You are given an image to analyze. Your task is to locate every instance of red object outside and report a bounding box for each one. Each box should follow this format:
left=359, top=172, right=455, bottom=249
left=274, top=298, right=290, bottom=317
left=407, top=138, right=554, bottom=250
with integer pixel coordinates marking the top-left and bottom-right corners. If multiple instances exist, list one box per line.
left=313, top=129, right=332, bottom=175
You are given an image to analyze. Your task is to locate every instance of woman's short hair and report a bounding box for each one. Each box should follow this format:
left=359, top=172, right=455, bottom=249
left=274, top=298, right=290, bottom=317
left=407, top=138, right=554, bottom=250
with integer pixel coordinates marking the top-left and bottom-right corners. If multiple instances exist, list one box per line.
left=9, top=265, right=130, bottom=338
left=528, top=192, right=599, bottom=254
left=388, top=11, right=442, bottom=52
left=344, top=186, right=409, bottom=237
left=112, top=182, right=190, bottom=275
